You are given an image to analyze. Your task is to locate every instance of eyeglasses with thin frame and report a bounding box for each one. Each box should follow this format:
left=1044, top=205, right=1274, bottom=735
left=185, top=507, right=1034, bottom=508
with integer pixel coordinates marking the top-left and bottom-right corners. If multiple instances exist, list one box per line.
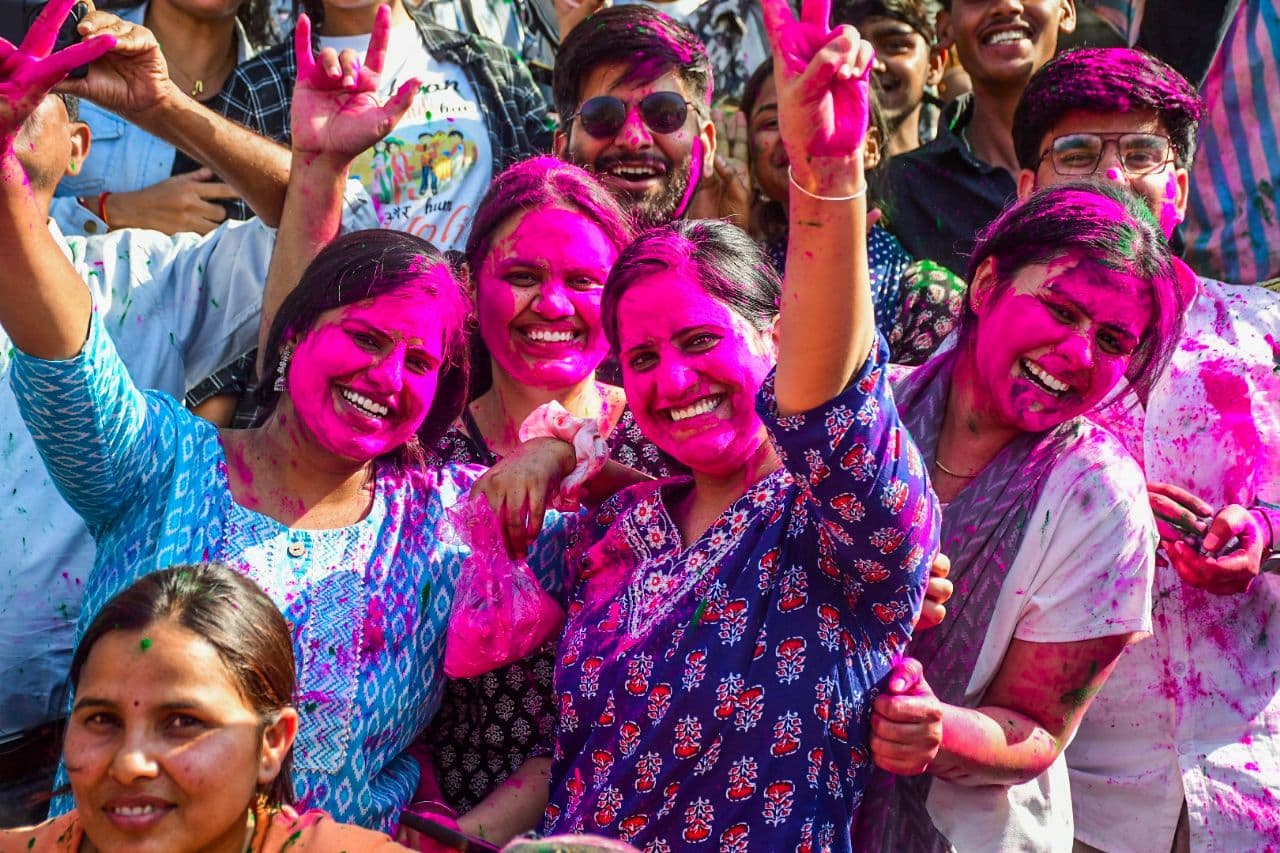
left=1038, top=132, right=1175, bottom=177
left=568, top=91, right=697, bottom=140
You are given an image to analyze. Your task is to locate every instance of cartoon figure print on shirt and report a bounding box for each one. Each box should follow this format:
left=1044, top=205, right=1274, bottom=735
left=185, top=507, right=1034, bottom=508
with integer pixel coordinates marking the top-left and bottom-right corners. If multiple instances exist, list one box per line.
left=324, top=22, right=493, bottom=251
left=349, top=77, right=484, bottom=246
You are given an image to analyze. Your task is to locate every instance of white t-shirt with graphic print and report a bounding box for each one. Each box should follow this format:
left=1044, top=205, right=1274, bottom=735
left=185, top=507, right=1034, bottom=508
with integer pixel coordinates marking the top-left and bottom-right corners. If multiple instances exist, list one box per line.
left=321, top=22, right=493, bottom=251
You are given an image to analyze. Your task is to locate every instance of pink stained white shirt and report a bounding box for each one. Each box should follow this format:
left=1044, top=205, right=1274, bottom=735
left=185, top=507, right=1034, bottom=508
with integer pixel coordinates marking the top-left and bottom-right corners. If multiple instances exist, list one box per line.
left=1073, top=273, right=1280, bottom=852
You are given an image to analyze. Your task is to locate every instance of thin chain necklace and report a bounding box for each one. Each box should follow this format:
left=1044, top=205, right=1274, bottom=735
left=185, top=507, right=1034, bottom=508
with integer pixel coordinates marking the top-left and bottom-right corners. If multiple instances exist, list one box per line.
left=934, top=456, right=979, bottom=479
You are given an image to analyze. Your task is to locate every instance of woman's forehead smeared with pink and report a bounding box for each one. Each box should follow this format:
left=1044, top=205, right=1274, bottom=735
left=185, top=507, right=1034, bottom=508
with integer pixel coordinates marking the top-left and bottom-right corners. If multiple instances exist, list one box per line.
left=965, top=182, right=1189, bottom=402
left=601, top=220, right=780, bottom=351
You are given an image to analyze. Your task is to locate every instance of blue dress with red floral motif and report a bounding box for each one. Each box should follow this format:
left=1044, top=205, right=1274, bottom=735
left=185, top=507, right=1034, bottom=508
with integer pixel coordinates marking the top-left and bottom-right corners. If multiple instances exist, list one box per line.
left=542, top=340, right=939, bottom=852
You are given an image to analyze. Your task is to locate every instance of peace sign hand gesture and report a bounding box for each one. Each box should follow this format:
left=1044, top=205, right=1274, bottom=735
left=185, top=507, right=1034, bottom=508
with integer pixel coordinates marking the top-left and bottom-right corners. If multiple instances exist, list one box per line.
left=760, top=0, right=873, bottom=191
left=290, top=4, right=419, bottom=165
left=0, top=0, right=116, bottom=147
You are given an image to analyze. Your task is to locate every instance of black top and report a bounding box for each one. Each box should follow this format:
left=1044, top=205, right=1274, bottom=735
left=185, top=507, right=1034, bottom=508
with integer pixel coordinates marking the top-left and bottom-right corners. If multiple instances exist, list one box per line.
left=885, top=94, right=1017, bottom=278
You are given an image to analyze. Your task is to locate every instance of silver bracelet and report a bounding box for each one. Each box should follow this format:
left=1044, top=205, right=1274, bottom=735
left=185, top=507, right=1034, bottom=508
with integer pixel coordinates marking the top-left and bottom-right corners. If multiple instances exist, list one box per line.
left=787, top=165, right=867, bottom=202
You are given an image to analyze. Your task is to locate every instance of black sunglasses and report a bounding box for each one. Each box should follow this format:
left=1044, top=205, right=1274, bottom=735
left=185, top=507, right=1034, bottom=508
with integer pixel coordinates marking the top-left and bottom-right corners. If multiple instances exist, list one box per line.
left=568, top=92, right=696, bottom=139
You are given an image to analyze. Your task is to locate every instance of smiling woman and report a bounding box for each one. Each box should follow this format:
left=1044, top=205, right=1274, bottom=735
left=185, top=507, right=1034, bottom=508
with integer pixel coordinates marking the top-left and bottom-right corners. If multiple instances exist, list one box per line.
left=0, top=4, right=575, bottom=834
left=421, top=156, right=677, bottom=845
left=853, top=182, right=1190, bottom=851
left=2, top=565, right=409, bottom=852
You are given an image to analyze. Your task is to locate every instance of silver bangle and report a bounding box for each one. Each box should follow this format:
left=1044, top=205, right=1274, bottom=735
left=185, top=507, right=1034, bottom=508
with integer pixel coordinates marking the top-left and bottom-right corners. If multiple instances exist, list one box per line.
left=787, top=165, right=867, bottom=202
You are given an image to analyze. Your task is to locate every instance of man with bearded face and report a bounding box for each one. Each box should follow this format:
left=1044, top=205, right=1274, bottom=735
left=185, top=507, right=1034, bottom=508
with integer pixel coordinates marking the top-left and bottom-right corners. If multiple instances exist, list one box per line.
left=551, top=4, right=716, bottom=229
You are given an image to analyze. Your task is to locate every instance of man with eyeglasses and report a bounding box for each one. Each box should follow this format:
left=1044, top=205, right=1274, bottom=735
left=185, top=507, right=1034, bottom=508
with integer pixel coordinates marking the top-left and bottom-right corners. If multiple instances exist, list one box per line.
left=882, top=0, right=1077, bottom=276
left=1012, top=46, right=1280, bottom=853
left=551, top=4, right=717, bottom=229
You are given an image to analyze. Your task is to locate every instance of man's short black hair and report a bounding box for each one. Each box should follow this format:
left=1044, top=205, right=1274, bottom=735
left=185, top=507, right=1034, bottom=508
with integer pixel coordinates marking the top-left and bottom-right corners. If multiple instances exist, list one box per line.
left=59, top=93, right=80, bottom=123
left=1013, top=47, right=1204, bottom=171
left=552, top=4, right=712, bottom=125
left=834, top=0, right=936, bottom=44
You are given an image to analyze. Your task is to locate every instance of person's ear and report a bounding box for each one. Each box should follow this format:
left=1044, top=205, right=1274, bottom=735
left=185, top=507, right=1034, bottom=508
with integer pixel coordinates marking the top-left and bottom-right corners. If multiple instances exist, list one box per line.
left=67, top=121, right=91, bottom=177
left=1015, top=168, right=1037, bottom=201
left=864, top=124, right=883, bottom=171
left=1171, top=166, right=1190, bottom=224
left=935, top=10, right=955, bottom=50
left=257, top=708, right=299, bottom=789
left=968, top=257, right=999, bottom=315
left=699, top=108, right=716, bottom=174
left=1058, top=0, right=1078, bottom=34
left=553, top=127, right=569, bottom=159
left=926, top=46, right=946, bottom=88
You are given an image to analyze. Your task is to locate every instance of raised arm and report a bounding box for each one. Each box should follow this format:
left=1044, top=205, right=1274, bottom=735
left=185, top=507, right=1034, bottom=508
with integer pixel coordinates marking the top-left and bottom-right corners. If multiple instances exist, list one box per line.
left=255, top=5, right=417, bottom=370
left=0, top=0, right=117, bottom=359
left=56, top=11, right=290, bottom=225
left=762, top=0, right=875, bottom=416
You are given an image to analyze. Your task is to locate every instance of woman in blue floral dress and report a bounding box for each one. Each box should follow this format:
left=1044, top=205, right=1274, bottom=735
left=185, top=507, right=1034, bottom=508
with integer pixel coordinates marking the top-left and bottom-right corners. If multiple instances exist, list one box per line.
left=0, top=8, right=566, bottom=833
left=512, top=5, right=942, bottom=848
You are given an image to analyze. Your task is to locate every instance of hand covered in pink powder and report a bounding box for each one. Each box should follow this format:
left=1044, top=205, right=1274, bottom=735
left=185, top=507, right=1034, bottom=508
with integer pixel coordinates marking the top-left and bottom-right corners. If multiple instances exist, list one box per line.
left=471, top=436, right=575, bottom=559
left=1149, top=481, right=1212, bottom=547
left=289, top=5, right=418, bottom=164
left=871, top=657, right=943, bottom=775
left=761, top=0, right=873, bottom=168
left=1168, top=503, right=1269, bottom=596
left=0, top=0, right=115, bottom=146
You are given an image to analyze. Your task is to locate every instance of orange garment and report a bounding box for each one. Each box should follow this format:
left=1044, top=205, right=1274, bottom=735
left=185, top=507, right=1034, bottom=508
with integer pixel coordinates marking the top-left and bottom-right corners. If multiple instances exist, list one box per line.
left=0, top=803, right=412, bottom=852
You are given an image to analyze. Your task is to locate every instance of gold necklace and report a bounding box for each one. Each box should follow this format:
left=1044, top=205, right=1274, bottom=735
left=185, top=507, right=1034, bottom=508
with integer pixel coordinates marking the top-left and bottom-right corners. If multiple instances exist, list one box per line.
left=934, top=456, right=979, bottom=479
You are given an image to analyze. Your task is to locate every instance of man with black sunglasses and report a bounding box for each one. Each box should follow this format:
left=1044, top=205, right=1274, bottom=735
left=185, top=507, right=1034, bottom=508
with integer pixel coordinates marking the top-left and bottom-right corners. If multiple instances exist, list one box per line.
left=551, top=4, right=717, bottom=229
left=1011, top=47, right=1280, bottom=853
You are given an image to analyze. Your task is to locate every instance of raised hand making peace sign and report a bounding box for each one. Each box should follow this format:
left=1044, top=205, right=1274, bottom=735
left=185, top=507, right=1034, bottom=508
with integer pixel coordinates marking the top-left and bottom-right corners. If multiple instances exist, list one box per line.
left=289, top=4, right=419, bottom=165
left=760, top=0, right=874, bottom=192
left=0, top=0, right=115, bottom=145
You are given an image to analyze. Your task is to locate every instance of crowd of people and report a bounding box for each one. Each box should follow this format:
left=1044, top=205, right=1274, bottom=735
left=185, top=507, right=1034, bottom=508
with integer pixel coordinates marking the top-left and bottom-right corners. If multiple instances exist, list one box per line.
left=0, top=0, right=1276, bottom=850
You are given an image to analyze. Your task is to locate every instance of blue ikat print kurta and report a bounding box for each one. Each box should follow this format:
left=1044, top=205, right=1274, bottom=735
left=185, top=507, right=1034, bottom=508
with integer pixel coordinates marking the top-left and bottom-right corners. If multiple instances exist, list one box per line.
left=543, top=339, right=940, bottom=852
left=10, top=316, right=566, bottom=832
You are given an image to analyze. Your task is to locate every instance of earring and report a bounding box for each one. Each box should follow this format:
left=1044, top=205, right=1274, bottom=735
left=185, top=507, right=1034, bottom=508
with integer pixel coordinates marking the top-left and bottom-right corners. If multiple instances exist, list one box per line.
left=273, top=343, right=294, bottom=393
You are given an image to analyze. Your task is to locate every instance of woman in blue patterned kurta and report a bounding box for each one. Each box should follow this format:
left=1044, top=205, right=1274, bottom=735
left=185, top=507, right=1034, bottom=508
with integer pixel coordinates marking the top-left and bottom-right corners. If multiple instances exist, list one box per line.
left=532, top=7, right=941, bottom=849
left=0, top=13, right=565, bottom=833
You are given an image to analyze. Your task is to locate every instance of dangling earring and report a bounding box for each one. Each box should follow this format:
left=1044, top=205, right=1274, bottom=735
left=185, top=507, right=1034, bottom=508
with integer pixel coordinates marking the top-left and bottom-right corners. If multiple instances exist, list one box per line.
left=273, top=343, right=294, bottom=393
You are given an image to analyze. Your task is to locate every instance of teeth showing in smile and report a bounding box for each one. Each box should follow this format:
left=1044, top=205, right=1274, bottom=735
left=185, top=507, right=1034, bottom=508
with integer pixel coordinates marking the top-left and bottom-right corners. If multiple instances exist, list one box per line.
left=609, top=166, right=660, bottom=179
left=110, top=805, right=159, bottom=816
left=1022, top=360, right=1070, bottom=395
left=525, top=328, right=578, bottom=343
left=341, top=388, right=389, bottom=417
left=670, top=396, right=722, bottom=422
left=986, top=29, right=1030, bottom=45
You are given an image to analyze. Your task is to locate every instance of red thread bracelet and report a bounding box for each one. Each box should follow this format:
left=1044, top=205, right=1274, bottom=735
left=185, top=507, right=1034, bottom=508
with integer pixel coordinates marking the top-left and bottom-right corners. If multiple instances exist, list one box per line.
left=97, top=192, right=112, bottom=227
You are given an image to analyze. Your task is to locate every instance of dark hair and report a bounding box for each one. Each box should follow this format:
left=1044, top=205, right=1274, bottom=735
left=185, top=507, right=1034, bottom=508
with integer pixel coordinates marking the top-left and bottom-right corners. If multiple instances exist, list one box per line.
left=740, top=58, right=892, bottom=240
left=553, top=4, right=712, bottom=124
left=69, top=564, right=297, bottom=805
left=1014, top=47, right=1204, bottom=170
left=602, top=219, right=780, bottom=351
left=833, top=0, right=936, bottom=43
left=964, top=181, right=1186, bottom=402
left=59, top=93, right=79, bottom=123
left=255, top=229, right=472, bottom=458
left=466, top=157, right=634, bottom=272
left=106, top=0, right=278, bottom=50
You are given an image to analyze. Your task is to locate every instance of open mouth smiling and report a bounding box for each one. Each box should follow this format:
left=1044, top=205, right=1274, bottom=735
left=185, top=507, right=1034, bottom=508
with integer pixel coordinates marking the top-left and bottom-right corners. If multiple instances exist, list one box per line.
left=1020, top=358, right=1071, bottom=397
left=339, top=387, right=391, bottom=418
left=982, top=24, right=1033, bottom=46
left=667, top=394, right=724, bottom=422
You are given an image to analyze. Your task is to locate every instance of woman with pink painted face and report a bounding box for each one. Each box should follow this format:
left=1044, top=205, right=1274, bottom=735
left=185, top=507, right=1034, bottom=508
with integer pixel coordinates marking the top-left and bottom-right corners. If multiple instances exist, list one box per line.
left=0, top=6, right=572, bottom=836
left=420, top=157, right=677, bottom=844
left=485, top=0, right=939, bottom=846
left=853, top=181, right=1190, bottom=851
